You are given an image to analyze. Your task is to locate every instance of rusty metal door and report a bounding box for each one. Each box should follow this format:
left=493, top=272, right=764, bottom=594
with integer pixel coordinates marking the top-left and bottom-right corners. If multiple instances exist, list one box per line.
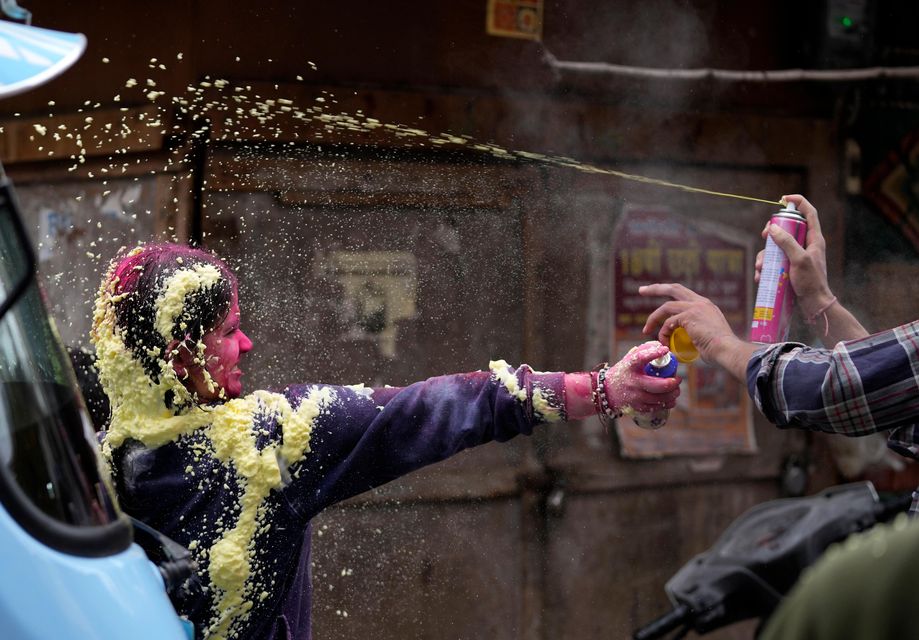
left=200, top=146, right=817, bottom=640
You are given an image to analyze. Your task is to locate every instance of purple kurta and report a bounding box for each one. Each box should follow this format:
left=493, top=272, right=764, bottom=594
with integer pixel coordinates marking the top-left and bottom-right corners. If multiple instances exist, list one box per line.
left=111, top=364, right=567, bottom=639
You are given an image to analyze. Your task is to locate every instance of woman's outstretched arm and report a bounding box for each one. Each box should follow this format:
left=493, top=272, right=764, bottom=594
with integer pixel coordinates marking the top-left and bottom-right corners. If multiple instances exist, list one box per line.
left=281, top=350, right=681, bottom=519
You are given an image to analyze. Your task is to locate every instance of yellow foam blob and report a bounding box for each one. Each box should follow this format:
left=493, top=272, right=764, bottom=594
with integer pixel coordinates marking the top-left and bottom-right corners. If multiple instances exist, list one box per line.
left=669, top=327, right=699, bottom=363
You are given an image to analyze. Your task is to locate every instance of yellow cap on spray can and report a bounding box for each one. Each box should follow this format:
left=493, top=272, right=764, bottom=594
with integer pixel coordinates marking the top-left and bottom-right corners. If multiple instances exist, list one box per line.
left=669, top=326, right=699, bottom=363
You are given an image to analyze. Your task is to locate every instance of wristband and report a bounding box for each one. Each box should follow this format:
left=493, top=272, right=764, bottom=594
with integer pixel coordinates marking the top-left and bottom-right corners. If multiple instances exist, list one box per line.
left=806, top=295, right=837, bottom=337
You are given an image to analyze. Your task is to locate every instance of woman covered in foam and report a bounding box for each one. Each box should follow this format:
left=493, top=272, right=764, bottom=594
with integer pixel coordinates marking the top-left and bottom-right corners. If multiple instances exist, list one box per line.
left=91, top=242, right=681, bottom=640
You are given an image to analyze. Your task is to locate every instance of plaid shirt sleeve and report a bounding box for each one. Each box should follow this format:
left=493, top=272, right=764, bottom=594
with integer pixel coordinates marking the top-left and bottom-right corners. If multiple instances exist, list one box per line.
left=746, top=320, right=919, bottom=451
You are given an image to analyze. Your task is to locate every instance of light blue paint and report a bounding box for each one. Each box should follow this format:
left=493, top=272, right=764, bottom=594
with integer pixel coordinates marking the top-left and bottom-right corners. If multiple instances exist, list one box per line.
left=0, top=505, right=189, bottom=640
left=0, top=20, right=86, bottom=98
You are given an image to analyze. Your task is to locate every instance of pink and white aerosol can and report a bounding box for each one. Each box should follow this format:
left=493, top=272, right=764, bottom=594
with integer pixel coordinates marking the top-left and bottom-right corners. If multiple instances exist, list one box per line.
left=750, top=201, right=807, bottom=343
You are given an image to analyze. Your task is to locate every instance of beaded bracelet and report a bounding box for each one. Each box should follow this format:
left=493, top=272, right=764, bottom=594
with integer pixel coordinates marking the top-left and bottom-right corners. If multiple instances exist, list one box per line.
left=592, top=363, right=622, bottom=426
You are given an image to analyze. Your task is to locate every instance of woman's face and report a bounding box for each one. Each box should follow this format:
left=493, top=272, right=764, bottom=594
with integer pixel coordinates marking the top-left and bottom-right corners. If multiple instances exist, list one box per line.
left=187, top=288, right=253, bottom=401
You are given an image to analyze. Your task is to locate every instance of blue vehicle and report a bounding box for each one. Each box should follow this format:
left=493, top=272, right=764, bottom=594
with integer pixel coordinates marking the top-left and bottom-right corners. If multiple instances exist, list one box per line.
left=0, top=7, right=193, bottom=639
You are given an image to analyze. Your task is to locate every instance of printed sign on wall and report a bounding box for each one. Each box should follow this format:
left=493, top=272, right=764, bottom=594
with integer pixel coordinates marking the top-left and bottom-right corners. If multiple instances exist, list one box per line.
left=611, top=205, right=756, bottom=458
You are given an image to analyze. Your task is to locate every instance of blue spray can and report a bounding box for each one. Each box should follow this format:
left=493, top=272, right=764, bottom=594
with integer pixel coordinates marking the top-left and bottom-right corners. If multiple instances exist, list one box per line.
left=644, top=352, right=678, bottom=378
left=632, top=352, right=677, bottom=430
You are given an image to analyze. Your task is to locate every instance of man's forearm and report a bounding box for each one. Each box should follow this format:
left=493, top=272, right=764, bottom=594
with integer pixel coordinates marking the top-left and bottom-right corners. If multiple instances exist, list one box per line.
left=711, top=335, right=761, bottom=382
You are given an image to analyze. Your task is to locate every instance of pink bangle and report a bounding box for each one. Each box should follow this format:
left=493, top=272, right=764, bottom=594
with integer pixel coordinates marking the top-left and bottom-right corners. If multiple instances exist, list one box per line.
left=806, top=296, right=837, bottom=337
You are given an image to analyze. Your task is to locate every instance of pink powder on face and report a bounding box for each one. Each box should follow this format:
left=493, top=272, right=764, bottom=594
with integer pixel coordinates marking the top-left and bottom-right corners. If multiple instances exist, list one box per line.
left=196, top=291, right=254, bottom=400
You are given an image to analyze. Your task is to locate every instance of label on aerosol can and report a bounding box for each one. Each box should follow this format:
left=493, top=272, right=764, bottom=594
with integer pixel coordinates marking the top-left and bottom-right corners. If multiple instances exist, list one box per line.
left=750, top=203, right=807, bottom=343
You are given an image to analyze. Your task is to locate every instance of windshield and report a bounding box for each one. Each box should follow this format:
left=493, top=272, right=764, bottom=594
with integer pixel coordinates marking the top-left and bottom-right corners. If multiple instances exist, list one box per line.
left=0, top=178, right=125, bottom=554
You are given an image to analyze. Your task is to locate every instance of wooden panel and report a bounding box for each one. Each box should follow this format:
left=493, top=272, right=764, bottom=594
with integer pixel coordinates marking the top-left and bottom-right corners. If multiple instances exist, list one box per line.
left=0, top=106, right=166, bottom=165
left=0, top=1, right=832, bottom=118
left=202, top=195, right=526, bottom=388
left=13, top=175, right=166, bottom=347
left=183, top=82, right=838, bottom=165
left=201, top=156, right=536, bottom=498
left=206, top=151, right=514, bottom=208
left=311, top=499, right=523, bottom=640
left=544, top=482, right=777, bottom=640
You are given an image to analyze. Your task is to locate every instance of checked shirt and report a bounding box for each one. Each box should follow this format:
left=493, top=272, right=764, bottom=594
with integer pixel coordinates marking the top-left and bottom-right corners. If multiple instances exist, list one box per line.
left=747, top=319, right=919, bottom=507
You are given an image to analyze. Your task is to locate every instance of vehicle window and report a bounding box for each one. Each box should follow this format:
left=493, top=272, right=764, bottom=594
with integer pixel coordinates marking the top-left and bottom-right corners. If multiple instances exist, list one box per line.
left=0, top=189, right=120, bottom=530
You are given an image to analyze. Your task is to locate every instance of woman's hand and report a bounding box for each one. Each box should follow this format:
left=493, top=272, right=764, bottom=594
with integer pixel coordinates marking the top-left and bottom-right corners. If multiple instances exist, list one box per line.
left=604, top=341, right=681, bottom=414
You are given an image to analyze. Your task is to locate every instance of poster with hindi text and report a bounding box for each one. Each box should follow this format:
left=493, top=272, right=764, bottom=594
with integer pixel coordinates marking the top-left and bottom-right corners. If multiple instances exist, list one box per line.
left=611, top=206, right=756, bottom=458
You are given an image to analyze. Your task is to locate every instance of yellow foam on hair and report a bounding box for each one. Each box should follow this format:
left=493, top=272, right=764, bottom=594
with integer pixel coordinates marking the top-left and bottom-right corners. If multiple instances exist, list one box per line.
left=154, top=263, right=222, bottom=341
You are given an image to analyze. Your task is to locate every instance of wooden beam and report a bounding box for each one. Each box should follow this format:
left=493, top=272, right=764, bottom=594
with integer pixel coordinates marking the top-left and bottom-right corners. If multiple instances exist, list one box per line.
left=0, top=105, right=167, bottom=165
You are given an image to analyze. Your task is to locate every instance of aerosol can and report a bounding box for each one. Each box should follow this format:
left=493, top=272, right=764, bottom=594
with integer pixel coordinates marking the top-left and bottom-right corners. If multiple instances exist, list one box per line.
left=632, top=351, right=678, bottom=430
left=750, top=201, right=807, bottom=343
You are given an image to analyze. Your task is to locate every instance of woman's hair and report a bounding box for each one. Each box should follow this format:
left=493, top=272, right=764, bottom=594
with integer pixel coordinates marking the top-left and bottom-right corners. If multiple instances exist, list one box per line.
left=106, top=243, right=236, bottom=382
